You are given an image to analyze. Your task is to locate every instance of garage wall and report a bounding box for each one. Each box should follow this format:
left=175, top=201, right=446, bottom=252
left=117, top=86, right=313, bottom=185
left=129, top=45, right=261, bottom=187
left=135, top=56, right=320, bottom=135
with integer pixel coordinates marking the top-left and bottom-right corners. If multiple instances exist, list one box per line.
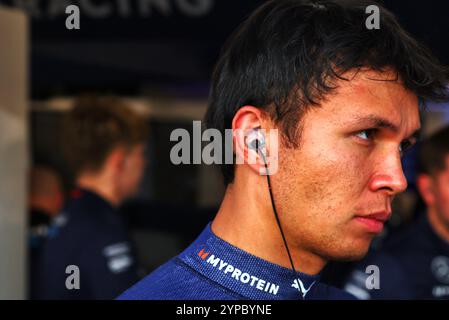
left=0, top=7, right=28, bottom=300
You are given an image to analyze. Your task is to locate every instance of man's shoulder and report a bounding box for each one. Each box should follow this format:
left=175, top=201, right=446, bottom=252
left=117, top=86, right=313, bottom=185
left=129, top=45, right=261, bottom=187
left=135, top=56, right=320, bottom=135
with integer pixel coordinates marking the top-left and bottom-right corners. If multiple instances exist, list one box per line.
left=117, top=257, right=239, bottom=300
left=57, top=197, right=127, bottom=238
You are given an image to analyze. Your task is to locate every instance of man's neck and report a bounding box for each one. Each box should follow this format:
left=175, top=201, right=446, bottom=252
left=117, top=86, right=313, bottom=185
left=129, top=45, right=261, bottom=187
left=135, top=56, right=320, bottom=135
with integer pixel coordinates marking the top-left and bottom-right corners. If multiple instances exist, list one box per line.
left=76, top=173, right=120, bottom=207
left=428, top=207, right=449, bottom=244
left=211, top=182, right=327, bottom=276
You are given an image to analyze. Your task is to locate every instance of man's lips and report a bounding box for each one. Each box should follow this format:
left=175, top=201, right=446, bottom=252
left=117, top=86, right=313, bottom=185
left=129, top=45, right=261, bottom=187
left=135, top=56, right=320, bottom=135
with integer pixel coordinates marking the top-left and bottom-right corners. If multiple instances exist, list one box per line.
left=353, top=211, right=391, bottom=233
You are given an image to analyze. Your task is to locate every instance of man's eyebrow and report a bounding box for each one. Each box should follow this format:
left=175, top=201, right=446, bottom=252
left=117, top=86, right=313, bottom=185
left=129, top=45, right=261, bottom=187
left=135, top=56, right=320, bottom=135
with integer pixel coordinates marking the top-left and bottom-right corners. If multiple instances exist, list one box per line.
left=348, top=114, right=421, bottom=139
left=349, top=115, right=399, bottom=132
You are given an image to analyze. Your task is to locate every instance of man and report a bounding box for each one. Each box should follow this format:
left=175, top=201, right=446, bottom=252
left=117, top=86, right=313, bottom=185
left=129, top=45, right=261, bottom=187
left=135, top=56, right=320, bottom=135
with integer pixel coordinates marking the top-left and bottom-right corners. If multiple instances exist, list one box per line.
left=344, top=125, right=449, bottom=299
left=28, top=165, right=64, bottom=229
left=28, top=165, right=65, bottom=299
left=35, top=97, right=147, bottom=299
left=119, top=0, right=448, bottom=300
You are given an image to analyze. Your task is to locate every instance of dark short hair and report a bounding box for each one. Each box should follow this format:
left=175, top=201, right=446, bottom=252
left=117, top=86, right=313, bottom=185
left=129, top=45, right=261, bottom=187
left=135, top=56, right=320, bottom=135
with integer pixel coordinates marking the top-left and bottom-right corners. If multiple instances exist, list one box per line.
left=418, top=125, right=449, bottom=176
left=62, top=96, right=148, bottom=177
left=205, top=0, right=449, bottom=185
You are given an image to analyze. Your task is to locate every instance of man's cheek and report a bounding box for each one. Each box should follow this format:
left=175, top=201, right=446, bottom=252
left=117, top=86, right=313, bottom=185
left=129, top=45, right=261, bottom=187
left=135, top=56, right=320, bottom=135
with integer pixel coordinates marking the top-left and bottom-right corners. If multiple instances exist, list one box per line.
left=308, top=155, right=363, bottom=198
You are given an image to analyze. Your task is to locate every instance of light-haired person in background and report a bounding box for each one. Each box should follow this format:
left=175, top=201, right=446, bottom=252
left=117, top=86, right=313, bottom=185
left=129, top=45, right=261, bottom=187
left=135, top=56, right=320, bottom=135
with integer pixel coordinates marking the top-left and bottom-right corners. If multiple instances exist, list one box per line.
left=35, top=97, right=147, bottom=300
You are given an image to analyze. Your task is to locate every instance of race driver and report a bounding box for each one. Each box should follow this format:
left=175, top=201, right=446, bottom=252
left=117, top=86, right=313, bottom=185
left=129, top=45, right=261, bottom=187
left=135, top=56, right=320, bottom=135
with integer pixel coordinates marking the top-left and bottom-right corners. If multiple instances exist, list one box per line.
left=344, top=125, right=449, bottom=299
left=118, top=0, right=448, bottom=300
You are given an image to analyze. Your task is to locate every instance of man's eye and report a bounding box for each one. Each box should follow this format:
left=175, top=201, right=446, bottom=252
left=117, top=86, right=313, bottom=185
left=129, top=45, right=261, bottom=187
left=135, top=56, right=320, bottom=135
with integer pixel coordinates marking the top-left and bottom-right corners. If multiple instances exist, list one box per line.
left=355, top=129, right=376, bottom=141
left=399, top=140, right=415, bottom=156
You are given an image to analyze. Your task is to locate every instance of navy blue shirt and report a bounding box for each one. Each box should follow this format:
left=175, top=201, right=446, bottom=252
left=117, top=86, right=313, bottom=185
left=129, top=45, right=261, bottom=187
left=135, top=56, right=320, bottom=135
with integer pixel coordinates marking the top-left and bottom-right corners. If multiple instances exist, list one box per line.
left=344, top=214, right=449, bottom=299
left=34, top=188, right=140, bottom=300
left=118, top=223, right=355, bottom=300
left=29, top=208, right=53, bottom=299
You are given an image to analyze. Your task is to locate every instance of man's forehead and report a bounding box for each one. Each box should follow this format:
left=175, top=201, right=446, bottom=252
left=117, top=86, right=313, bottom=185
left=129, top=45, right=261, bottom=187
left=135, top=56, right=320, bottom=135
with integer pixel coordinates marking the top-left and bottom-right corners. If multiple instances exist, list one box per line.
left=343, top=69, right=407, bottom=96
left=325, top=69, right=421, bottom=129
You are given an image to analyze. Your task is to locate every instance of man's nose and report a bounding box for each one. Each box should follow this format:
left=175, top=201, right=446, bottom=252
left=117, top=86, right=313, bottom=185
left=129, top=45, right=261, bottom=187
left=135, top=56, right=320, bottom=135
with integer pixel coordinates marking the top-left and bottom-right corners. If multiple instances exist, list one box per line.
left=369, top=150, right=408, bottom=195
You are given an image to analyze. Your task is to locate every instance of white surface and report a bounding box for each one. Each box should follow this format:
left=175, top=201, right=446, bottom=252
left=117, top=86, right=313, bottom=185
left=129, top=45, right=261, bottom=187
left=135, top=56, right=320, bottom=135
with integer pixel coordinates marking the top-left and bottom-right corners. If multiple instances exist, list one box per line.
left=0, top=6, right=28, bottom=300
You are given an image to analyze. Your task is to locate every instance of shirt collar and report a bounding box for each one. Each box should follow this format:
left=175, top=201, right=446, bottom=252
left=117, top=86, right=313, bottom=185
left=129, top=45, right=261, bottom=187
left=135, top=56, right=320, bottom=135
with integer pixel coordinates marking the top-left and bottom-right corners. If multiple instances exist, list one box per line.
left=70, top=187, right=115, bottom=211
left=178, top=223, right=320, bottom=300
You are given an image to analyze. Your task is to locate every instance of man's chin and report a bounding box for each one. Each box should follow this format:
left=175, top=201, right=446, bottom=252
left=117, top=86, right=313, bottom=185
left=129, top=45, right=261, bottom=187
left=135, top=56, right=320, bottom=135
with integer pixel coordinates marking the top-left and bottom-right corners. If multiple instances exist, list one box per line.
left=325, top=242, right=371, bottom=262
left=332, top=251, right=368, bottom=262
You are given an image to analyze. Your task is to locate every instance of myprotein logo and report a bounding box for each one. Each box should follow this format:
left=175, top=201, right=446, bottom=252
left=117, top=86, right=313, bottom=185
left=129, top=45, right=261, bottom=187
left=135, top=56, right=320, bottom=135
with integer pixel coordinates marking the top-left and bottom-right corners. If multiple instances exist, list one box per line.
left=197, top=248, right=280, bottom=296
left=198, top=248, right=210, bottom=260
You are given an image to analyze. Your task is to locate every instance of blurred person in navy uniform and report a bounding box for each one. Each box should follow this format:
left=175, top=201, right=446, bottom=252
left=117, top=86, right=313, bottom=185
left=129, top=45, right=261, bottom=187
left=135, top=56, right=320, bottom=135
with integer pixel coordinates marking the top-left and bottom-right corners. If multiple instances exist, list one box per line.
left=344, top=125, right=449, bottom=299
left=35, top=97, right=147, bottom=299
left=28, top=165, right=65, bottom=299
left=119, top=0, right=448, bottom=300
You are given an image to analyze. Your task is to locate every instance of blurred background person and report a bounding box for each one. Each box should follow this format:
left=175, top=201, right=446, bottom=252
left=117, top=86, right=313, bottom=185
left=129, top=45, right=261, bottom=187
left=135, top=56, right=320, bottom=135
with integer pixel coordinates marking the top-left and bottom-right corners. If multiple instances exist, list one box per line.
left=28, top=165, right=64, bottom=228
left=343, top=125, right=449, bottom=300
left=28, top=165, right=65, bottom=299
left=34, top=97, right=147, bottom=300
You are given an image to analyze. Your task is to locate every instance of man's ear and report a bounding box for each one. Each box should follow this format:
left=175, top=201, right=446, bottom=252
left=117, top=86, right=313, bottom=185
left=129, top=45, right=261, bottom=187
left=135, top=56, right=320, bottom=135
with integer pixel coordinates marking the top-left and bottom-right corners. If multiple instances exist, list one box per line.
left=232, top=106, right=267, bottom=175
left=416, top=174, right=435, bottom=206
